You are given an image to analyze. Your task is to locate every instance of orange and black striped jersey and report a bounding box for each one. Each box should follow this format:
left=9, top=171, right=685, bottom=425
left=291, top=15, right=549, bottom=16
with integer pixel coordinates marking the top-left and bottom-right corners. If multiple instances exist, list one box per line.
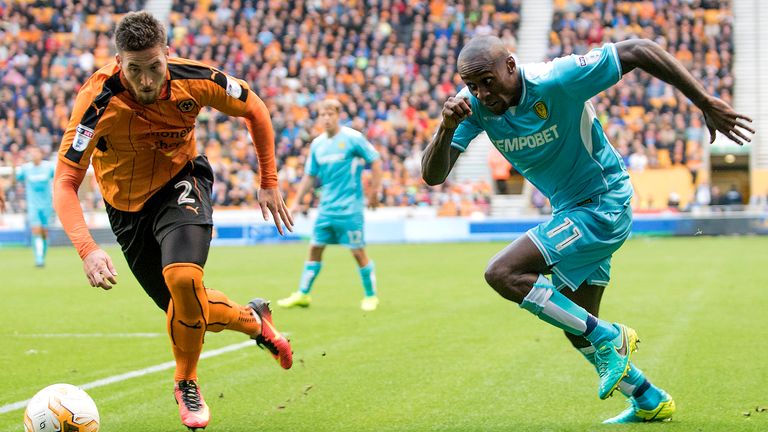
left=58, top=57, right=274, bottom=212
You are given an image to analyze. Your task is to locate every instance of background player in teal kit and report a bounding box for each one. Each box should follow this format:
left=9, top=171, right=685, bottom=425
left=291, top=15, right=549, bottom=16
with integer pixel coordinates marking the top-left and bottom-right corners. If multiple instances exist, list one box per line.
left=279, top=99, right=383, bottom=311
left=14, top=147, right=56, bottom=267
left=422, top=36, right=753, bottom=423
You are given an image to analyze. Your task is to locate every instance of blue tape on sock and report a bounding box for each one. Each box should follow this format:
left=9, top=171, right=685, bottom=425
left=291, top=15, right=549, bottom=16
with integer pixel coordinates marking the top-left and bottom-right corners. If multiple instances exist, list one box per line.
left=632, top=379, right=651, bottom=398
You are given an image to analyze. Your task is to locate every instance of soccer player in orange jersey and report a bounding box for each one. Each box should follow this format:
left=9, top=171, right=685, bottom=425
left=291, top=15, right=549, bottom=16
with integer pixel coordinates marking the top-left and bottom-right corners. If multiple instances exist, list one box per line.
left=53, top=12, right=293, bottom=430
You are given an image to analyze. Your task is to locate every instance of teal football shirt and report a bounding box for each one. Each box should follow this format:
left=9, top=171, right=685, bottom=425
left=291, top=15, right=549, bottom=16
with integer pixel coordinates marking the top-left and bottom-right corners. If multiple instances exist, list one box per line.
left=451, top=43, right=632, bottom=212
left=16, top=160, right=55, bottom=210
left=306, top=126, right=380, bottom=216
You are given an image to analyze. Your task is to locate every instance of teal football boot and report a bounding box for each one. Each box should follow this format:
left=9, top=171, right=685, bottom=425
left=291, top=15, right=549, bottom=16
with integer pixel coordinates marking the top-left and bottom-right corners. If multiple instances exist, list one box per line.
left=603, top=392, right=676, bottom=423
left=594, top=323, right=639, bottom=399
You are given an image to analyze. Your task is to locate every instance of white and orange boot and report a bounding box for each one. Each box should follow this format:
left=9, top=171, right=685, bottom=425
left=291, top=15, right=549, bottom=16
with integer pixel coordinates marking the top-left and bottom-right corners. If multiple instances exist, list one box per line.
left=174, top=380, right=210, bottom=430
left=248, top=298, right=293, bottom=369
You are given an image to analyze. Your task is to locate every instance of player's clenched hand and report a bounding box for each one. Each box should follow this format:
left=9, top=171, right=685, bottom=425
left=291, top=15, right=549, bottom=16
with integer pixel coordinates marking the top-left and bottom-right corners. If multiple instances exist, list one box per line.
left=441, top=96, right=472, bottom=129
left=83, top=249, right=117, bottom=290
left=258, top=187, right=294, bottom=235
left=701, top=96, right=755, bottom=146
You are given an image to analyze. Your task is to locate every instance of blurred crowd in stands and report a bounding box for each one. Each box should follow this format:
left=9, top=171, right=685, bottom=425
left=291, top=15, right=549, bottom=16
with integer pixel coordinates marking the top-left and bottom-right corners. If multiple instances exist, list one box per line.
left=551, top=0, right=731, bottom=181
left=531, top=0, right=734, bottom=213
left=0, top=0, right=141, bottom=213
left=0, top=0, right=739, bottom=217
left=166, top=0, right=519, bottom=215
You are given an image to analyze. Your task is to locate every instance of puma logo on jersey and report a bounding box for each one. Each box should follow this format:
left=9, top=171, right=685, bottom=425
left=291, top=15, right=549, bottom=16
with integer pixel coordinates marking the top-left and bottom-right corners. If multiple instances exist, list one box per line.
left=90, top=103, right=106, bottom=116
left=491, top=124, right=560, bottom=152
left=184, top=205, right=200, bottom=215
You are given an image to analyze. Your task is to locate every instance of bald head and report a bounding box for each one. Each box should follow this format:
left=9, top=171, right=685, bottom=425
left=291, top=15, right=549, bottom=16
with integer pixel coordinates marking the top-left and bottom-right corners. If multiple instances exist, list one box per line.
left=455, top=35, right=521, bottom=115
left=457, top=36, right=511, bottom=76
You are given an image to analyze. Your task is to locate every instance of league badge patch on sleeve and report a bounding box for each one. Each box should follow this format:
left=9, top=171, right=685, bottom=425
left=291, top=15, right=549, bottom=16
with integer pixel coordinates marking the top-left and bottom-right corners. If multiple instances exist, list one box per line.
left=73, top=124, right=95, bottom=151
left=225, top=75, right=243, bottom=99
left=575, top=49, right=602, bottom=67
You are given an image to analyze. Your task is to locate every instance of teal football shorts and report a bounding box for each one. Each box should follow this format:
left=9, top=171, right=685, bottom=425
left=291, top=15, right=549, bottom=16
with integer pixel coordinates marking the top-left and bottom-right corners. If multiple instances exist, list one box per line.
left=527, top=196, right=632, bottom=291
left=312, top=212, right=365, bottom=249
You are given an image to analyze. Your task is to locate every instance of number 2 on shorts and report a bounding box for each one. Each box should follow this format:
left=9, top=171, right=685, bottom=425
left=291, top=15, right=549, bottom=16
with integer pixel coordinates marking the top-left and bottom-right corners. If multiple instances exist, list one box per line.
left=175, top=180, right=196, bottom=205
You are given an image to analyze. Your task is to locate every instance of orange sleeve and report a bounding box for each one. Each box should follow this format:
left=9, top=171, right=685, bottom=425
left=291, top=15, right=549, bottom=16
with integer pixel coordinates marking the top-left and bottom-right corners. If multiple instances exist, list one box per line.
left=242, top=91, right=277, bottom=189
left=53, top=160, right=99, bottom=260
left=58, top=69, right=115, bottom=169
left=198, top=72, right=278, bottom=190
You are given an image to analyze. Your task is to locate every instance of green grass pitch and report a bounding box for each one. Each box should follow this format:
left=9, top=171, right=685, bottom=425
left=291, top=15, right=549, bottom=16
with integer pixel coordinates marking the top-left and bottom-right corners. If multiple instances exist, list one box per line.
left=1, top=237, right=767, bottom=431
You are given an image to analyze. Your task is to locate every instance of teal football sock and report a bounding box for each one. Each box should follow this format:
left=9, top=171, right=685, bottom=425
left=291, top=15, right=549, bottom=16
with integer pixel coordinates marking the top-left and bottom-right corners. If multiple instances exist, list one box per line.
left=624, top=365, right=665, bottom=410
left=298, top=261, right=322, bottom=294
left=578, top=347, right=664, bottom=409
left=33, top=235, right=45, bottom=265
left=583, top=316, right=620, bottom=346
left=359, top=261, right=376, bottom=297
left=521, top=275, right=617, bottom=340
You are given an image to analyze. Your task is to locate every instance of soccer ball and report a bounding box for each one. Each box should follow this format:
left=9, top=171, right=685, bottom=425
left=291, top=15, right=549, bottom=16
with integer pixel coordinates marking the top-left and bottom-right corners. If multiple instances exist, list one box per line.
left=23, top=384, right=100, bottom=432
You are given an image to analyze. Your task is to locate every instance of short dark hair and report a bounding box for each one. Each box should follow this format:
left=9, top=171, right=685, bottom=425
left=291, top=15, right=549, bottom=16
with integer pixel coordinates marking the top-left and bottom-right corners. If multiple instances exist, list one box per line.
left=114, top=11, right=166, bottom=52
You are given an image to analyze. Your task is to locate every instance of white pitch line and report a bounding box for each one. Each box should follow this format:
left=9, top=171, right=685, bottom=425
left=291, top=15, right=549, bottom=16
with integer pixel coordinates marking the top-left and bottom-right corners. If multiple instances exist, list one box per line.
left=0, top=341, right=252, bottom=415
left=17, top=333, right=164, bottom=338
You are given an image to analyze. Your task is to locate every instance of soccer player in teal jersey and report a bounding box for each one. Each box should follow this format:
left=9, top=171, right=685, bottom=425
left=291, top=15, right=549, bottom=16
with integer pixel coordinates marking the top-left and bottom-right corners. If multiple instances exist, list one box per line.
left=15, top=147, right=56, bottom=267
left=423, top=36, right=753, bottom=423
left=279, top=99, right=383, bottom=311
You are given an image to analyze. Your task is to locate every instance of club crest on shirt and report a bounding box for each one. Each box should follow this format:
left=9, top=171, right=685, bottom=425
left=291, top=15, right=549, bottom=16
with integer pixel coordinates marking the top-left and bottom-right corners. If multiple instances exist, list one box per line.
left=178, top=99, right=196, bottom=112
left=533, top=101, right=549, bottom=120
left=338, top=141, right=346, bottom=149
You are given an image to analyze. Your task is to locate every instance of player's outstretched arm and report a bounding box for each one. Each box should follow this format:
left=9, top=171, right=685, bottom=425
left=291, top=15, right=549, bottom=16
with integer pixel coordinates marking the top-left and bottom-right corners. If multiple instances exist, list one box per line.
left=615, top=39, right=754, bottom=145
left=288, top=174, right=315, bottom=215
left=10, top=158, right=20, bottom=187
left=367, top=159, right=383, bottom=209
left=54, top=160, right=117, bottom=290
left=236, top=91, right=294, bottom=235
left=421, top=96, right=469, bottom=186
